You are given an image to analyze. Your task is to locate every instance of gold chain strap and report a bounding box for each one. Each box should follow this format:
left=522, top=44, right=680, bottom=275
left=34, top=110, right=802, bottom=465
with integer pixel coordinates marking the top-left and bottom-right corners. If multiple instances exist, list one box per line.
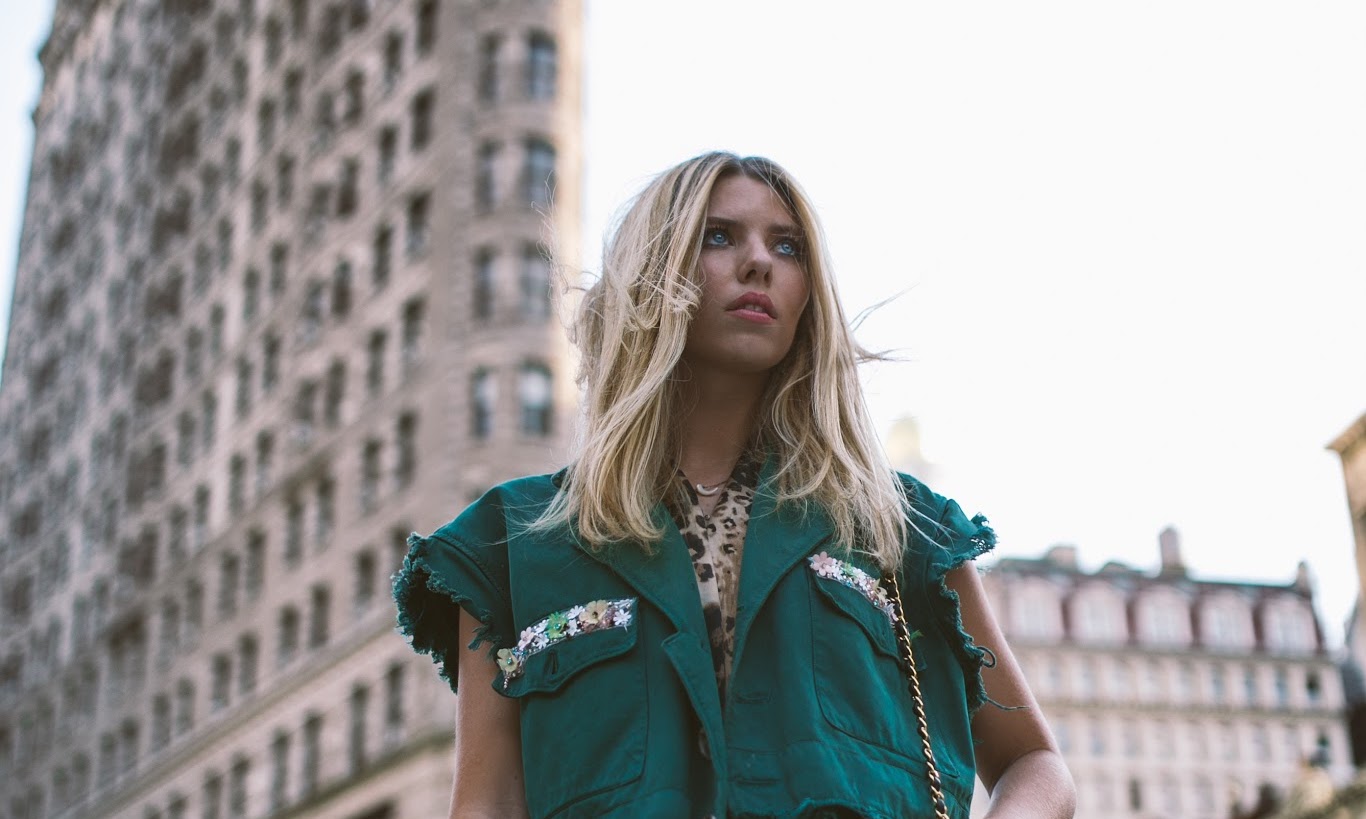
left=885, top=570, right=952, bottom=819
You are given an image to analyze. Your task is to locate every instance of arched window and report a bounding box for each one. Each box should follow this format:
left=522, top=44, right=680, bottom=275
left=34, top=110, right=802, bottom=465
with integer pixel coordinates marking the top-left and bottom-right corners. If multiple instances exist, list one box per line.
left=479, top=34, right=501, bottom=102
left=473, top=249, right=495, bottom=320
left=471, top=369, right=496, bottom=440
left=520, top=244, right=551, bottom=319
left=526, top=32, right=556, bottom=100
left=476, top=142, right=500, bottom=211
left=522, top=139, right=555, bottom=209
left=518, top=363, right=552, bottom=436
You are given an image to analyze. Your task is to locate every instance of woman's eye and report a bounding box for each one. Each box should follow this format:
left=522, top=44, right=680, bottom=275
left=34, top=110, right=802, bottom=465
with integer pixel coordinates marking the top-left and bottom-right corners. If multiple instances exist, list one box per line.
left=775, top=238, right=801, bottom=257
left=703, top=228, right=729, bottom=246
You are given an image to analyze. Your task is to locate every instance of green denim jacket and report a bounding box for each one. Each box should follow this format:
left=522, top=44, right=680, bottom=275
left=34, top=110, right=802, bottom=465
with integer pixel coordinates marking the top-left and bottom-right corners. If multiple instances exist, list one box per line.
left=394, top=460, right=996, bottom=819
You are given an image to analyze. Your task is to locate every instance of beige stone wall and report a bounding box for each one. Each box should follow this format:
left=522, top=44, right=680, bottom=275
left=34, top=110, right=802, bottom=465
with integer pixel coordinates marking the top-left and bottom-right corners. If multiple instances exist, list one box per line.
left=0, top=1, right=581, bottom=817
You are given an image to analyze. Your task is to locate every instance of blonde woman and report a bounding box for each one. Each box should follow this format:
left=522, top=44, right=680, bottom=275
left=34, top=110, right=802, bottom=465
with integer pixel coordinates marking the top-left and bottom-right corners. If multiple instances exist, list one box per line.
left=395, top=152, right=1075, bottom=818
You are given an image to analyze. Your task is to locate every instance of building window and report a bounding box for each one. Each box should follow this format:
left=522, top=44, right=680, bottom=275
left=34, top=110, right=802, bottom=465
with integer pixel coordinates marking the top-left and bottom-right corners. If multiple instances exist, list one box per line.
left=384, top=662, right=405, bottom=744
left=218, top=552, right=240, bottom=618
left=313, top=91, right=335, bottom=152
left=343, top=69, right=364, bottom=126
left=401, top=298, right=424, bottom=372
left=355, top=550, right=377, bottom=615
left=476, top=142, right=499, bottom=211
left=326, top=261, right=352, bottom=320
left=406, top=192, right=430, bottom=257
left=278, top=606, right=300, bottom=667
left=238, top=634, right=258, bottom=695
left=360, top=440, right=381, bottom=514
left=203, top=771, right=223, bottom=819
left=209, top=305, right=225, bottom=358
left=177, top=413, right=196, bottom=466
left=284, top=67, right=304, bottom=121
left=301, top=714, right=322, bottom=796
left=228, top=454, right=246, bottom=515
left=270, top=243, right=290, bottom=295
left=308, top=585, right=330, bottom=648
left=1274, top=666, right=1290, bottom=706
left=175, top=679, right=194, bottom=735
left=290, top=0, right=309, bottom=38
left=186, top=579, right=205, bottom=646
left=471, top=369, right=495, bottom=440
left=1307, top=670, right=1323, bottom=704
left=415, top=0, right=436, bottom=54
left=243, top=268, right=260, bottom=321
left=276, top=153, right=295, bottom=207
left=211, top=654, right=232, bottom=711
left=301, top=279, right=325, bottom=342
left=262, top=335, right=281, bottom=394
left=235, top=358, right=253, bottom=419
left=521, top=244, right=551, bottom=319
left=410, top=88, right=434, bottom=151
left=250, top=180, right=269, bottom=232
left=325, top=360, right=346, bottom=426
left=378, top=125, right=397, bottom=185
left=151, top=693, right=171, bottom=751
left=264, top=16, right=283, bottom=66
left=337, top=159, right=360, bottom=217
left=526, top=32, right=556, bottom=100
left=245, top=530, right=266, bottom=599
left=270, top=732, right=290, bottom=813
left=285, top=496, right=305, bottom=567
left=228, top=757, right=249, bottom=819
left=349, top=684, right=369, bottom=773
left=395, top=413, right=417, bottom=489
left=1127, top=779, right=1142, bottom=812
left=373, top=224, right=393, bottom=289
left=367, top=331, right=387, bottom=396
left=306, top=183, right=332, bottom=241
left=186, top=328, right=203, bottom=380
left=316, top=477, right=335, bottom=544
left=473, top=249, right=495, bottom=320
left=518, top=363, right=553, bottom=436
left=522, top=138, right=555, bottom=209
left=478, top=34, right=500, bottom=103
left=383, top=31, right=402, bottom=90
left=257, top=97, right=277, bottom=150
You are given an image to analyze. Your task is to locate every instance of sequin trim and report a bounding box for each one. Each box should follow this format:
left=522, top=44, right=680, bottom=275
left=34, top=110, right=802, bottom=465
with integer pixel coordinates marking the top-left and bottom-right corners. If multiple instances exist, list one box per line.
left=808, top=551, right=896, bottom=624
left=497, top=598, right=636, bottom=688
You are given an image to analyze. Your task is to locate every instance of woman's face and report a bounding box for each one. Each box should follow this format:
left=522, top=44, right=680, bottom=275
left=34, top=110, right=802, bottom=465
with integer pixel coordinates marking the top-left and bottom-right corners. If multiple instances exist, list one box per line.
left=681, top=174, right=812, bottom=379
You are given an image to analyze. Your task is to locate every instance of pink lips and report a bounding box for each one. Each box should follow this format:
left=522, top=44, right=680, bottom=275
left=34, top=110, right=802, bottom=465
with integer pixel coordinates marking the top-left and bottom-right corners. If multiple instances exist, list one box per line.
left=726, top=292, right=777, bottom=324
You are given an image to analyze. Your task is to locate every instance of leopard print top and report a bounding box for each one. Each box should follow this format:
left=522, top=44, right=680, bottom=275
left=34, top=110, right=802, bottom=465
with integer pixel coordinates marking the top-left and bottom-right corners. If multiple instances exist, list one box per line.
left=666, top=454, right=761, bottom=702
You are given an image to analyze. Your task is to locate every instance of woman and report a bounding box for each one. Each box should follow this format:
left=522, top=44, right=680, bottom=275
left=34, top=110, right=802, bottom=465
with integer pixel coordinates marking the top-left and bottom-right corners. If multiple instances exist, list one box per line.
left=394, top=152, right=1075, bottom=818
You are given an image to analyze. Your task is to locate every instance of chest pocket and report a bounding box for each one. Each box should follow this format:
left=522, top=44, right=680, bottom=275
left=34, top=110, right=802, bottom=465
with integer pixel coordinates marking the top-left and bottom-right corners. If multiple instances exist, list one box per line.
left=502, top=609, right=647, bottom=818
left=808, top=559, right=957, bottom=785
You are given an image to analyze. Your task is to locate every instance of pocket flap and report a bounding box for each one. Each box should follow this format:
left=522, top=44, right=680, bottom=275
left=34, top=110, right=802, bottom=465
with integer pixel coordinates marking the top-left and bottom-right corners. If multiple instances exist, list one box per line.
left=503, top=618, right=638, bottom=697
left=811, top=569, right=900, bottom=660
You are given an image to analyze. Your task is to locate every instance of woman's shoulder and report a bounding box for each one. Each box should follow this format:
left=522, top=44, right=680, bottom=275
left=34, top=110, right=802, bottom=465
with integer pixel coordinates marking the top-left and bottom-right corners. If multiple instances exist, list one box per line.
left=429, top=469, right=566, bottom=542
left=892, top=471, right=997, bottom=569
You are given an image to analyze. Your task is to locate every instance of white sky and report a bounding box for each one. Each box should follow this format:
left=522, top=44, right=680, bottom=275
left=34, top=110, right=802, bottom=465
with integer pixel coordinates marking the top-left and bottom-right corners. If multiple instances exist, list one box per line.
left=1, top=2, right=1363, bottom=644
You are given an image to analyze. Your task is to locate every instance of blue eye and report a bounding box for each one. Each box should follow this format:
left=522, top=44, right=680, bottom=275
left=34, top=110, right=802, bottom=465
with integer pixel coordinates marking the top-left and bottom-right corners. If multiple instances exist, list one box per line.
left=775, top=237, right=802, bottom=257
left=703, top=228, right=729, bottom=246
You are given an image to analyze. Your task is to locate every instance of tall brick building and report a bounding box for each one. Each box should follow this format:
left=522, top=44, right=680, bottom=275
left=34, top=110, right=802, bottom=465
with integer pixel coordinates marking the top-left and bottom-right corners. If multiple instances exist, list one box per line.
left=0, top=0, right=581, bottom=816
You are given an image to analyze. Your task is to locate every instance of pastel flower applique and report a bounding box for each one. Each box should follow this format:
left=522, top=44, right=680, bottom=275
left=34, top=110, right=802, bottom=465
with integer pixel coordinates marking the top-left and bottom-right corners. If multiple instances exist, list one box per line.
left=807, top=551, right=897, bottom=624
left=499, top=598, right=637, bottom=688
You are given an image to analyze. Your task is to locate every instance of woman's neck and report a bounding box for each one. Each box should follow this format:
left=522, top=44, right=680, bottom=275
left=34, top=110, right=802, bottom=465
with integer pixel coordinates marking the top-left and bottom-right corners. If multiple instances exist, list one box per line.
left=676, top=369, right=768, bottom=487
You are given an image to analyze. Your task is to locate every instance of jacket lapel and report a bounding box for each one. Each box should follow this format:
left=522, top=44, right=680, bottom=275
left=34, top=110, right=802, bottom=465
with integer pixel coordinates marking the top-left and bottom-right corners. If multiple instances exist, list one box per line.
left=731, top=454, right=834, bottom=679
left=570, top=503, right=709, bottom=640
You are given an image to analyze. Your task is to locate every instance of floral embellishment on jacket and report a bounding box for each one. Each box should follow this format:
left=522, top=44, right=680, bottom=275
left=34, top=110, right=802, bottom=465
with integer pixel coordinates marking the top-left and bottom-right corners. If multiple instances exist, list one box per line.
left=499, top=598, right=636, bottom=688
left=807, top=551, right=897, bottom=623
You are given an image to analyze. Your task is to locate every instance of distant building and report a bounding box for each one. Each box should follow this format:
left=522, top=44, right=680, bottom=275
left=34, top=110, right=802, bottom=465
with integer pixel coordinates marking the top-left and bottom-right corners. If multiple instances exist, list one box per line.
left=0, top=1, right=581, bottom=818
left=978, top=528, right=1352, bottom=819
left=1330, top=412, right=1366, bottom=766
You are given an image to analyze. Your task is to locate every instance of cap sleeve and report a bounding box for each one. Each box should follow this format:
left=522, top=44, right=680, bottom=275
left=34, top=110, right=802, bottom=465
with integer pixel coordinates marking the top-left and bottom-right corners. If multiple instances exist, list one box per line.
left=900, top=476, right=998, bottom=714
left=392, top=493, right=516, bottom=693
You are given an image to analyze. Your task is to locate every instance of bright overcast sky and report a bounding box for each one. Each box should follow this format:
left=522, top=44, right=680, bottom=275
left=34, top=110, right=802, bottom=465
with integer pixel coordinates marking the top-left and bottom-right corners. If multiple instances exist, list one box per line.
left=2, top=2, right=1364, bottom=644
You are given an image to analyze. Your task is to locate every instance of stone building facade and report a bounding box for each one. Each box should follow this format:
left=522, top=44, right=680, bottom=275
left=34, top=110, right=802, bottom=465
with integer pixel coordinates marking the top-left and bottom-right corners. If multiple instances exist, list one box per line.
left=978, top=529, right=1352, bottom=819
left=0, top=0, right=581, bottom=817
left=1331, top=412, right=1366, bottom=766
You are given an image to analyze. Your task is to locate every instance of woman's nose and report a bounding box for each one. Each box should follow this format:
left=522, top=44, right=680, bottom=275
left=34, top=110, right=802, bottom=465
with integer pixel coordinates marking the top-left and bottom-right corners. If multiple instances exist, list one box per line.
left=739, top=238, right=772, bottom=283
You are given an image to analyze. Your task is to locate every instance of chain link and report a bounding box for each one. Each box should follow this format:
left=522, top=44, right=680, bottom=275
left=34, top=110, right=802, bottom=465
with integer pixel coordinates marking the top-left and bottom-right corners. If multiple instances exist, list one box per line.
left=886, top=570, right=952, bottom=819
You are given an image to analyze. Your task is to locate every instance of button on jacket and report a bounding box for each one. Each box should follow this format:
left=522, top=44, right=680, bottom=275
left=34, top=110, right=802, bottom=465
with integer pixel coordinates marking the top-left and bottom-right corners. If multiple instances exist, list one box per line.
left=394, top=457, right=997, bottom=819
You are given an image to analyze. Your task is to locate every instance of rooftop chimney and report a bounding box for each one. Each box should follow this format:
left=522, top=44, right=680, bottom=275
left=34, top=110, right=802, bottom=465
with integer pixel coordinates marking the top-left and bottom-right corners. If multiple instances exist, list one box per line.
left=1159, top=526, right=1186, bottom=576
left=1045, top=544, right=1078, bottom=570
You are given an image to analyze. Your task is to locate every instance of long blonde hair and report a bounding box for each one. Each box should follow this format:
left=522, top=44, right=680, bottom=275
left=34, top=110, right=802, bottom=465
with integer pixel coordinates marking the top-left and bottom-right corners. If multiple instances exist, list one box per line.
left=541, top=152, right=914, bottom=570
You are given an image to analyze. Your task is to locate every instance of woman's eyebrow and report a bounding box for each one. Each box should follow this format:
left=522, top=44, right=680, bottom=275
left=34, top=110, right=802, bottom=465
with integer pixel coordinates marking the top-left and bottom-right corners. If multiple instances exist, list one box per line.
left=705, top=215, right=802, bottom=235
